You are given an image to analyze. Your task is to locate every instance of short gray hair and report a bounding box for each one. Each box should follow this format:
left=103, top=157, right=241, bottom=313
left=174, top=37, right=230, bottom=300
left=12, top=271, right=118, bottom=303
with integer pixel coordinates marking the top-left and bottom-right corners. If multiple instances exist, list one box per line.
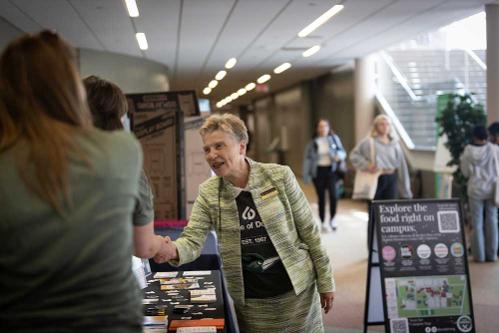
left=199, top=113, right=249, bottom=143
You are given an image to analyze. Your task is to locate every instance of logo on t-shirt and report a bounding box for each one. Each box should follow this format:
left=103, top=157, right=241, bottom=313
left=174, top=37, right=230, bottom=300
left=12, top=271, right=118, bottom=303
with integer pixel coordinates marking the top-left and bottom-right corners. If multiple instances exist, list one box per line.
left=242, top=206, right=256, bottom=220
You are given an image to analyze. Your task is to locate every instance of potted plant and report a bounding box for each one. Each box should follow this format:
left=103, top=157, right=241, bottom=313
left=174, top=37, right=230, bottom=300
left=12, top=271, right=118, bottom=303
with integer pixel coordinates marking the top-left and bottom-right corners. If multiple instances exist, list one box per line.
left=435, top=93, right=486, bottom=198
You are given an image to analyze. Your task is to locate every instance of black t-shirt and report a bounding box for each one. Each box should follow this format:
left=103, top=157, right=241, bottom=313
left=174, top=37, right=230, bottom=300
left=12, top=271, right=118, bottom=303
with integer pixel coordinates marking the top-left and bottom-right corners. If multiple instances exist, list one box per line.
left=236, top=190, right=293, bottom=298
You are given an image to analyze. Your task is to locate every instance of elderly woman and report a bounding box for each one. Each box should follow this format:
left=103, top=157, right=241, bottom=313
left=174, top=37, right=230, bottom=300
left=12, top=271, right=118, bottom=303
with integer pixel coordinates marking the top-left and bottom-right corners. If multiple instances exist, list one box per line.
left=157, top=114, right=335, bottom=333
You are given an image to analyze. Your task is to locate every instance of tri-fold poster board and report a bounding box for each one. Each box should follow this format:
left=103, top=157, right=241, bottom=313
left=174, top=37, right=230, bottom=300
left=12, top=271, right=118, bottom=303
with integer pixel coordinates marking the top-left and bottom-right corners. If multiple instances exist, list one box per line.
left=364, top=199, right=475, bottom=333
left=127, top=90, right=203, bottom=220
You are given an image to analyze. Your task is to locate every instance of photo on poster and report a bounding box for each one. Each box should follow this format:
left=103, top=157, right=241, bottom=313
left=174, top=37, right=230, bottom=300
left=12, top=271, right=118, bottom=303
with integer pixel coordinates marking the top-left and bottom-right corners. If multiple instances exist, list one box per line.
left=385, top=275, right=470, bottom=319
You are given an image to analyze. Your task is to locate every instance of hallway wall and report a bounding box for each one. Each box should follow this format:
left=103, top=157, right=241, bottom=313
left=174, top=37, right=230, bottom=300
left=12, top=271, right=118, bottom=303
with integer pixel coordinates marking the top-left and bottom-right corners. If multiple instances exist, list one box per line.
left=78, top=48, right=170, bottom=93
left=251, top=68, right=355, bottom=177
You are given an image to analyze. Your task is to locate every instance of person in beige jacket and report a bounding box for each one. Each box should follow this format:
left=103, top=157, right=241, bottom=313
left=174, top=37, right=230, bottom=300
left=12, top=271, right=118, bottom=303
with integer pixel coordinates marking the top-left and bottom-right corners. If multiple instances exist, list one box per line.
left=156, top=114, right=335, bottom=333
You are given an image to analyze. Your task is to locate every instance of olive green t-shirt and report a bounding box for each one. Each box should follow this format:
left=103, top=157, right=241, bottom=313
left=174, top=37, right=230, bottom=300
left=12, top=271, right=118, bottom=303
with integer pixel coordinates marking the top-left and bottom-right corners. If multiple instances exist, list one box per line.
left=0, top=129, right=145, bottom=332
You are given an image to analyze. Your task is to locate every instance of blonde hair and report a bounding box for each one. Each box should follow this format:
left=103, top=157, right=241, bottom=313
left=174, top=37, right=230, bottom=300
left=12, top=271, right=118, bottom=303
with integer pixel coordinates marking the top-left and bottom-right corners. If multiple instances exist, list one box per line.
left=370, top=114, right=397, bottom=140
left=199, top=113, right=249, bottom=143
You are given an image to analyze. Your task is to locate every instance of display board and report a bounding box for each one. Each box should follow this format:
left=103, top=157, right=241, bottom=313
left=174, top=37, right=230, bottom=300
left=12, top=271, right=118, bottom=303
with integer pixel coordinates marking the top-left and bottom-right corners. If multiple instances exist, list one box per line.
left=127, top=92, right=185, bottom=220
left=372, top=199, right=475, bottom=333
left=184, top=116, right=212, bottom=218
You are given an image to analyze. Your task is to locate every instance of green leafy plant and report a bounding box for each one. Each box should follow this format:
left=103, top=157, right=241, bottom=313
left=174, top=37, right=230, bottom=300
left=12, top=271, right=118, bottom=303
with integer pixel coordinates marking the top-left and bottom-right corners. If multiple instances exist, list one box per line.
left=436, top=93, right=486, bottom=196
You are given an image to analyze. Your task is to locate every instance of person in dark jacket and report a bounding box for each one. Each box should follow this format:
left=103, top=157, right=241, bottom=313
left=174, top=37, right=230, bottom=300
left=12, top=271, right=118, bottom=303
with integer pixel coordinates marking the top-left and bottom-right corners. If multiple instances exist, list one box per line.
left=303, top=119, right=347, bottom=232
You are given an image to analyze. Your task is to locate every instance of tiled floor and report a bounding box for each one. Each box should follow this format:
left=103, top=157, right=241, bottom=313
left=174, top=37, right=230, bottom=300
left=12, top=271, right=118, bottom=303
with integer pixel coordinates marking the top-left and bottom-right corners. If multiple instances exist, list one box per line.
left=299, top=182, right=499, bottom=333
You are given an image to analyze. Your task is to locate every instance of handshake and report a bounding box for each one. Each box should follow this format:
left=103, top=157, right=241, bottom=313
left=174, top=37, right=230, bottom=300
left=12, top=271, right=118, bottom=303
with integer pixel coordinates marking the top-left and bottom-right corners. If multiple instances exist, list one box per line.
left=153, top=235, right=179, bottom=264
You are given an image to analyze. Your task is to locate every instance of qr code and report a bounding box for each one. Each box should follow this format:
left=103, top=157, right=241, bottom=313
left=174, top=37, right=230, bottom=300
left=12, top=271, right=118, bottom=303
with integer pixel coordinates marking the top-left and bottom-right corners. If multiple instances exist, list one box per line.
left=390, top=318, right=409, bottom=333
left=437, top=211, right=460, bottom=233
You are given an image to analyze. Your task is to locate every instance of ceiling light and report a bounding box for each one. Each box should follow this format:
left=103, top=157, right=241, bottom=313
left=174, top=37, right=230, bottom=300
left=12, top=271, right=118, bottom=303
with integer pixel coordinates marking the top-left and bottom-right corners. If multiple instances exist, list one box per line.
left=257, top=74, right=271, bottom=84
left=208, top=80, right=218, bottom=89
left=298, top=4, right=344, bottom=38
left=216, top=101, right=224, bottom=108
left=302, top=45, right=321, bottom=58
left=231, top=92, right=239, bottom=100
left=225, top=58, right=237, bottom=69
left=245, top=82, right=256, bottom=91
left=274, top=62, right=292, bottom=74
left=202, top=87, right=212, bottom=95
left=125, top=0, right=139, bottom=17
left=225, top=96, right=233, bottom=103
left=136, top=33, right=148, bottom=50
left=215, top=70, right=227, bottom=80
left=237, top=88, right=247, bottom=96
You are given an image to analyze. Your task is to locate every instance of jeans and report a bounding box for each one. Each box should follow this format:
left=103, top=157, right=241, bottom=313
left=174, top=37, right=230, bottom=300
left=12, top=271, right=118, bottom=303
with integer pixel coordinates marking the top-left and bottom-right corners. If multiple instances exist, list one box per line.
left=313, top=166, right=337, bottom=223
left=469, top=198, right=498, bottom=262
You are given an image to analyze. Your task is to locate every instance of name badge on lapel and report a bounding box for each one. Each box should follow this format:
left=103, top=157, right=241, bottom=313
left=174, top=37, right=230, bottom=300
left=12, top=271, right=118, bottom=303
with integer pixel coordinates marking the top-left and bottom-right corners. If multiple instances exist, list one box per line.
left=260, top=187, right=278, bottom=200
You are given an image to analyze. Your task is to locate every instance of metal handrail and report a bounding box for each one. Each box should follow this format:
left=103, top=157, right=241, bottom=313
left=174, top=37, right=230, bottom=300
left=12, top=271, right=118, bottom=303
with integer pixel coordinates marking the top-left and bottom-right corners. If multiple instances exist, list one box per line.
left=375, top=88, right=416, bottom=150
left=464, top=49, right=486, bottom=70
left=379, top=51, right=421, bottom=101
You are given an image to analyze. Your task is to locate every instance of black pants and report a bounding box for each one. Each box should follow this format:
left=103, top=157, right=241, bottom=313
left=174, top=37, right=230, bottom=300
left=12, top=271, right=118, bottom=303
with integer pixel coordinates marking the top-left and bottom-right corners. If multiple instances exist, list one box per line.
left=313, top=166, right=337, bottom=223
left=368, top=173, right=398, bottom=249
left=374, top=173, right=398, bottom=200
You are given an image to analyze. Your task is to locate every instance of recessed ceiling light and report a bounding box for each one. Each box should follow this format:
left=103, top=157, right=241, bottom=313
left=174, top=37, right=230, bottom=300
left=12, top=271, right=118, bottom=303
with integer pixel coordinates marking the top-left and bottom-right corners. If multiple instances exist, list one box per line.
left=125, top=0, right=139, bottom=17
left=216, top=101, right=224, bottom=108
left=302, top=45, right=321, bottom=58
left=230, top=92, right=239, bottom=100
left=257, top=74, right=271, bottom=84
left=274, top=62, right=292, bottom=74
left=225, top=96, right=233, bottom=102
left=203, top=87, right=212, bottom=95
left=237, top=88, right=247, bottom=96
left=215, top=70, right=227, bottom=80
left=245, top=82, right=256, bottom=91
left=225, top=58, right=237, bottom=69
left=208, top=80, right=218, bottom=89
left=136, top=33, right=148, bottom=50
left=298, top=5, right=344, bottom=38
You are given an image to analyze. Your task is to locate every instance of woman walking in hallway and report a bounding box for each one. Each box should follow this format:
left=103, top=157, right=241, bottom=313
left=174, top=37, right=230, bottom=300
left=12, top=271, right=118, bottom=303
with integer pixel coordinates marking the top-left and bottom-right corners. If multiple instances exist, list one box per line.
left=350, top=115, right=412, bottom=248
left=303, top=119, right=347, bottom=232
left=350, top=114, right=412, bottom=201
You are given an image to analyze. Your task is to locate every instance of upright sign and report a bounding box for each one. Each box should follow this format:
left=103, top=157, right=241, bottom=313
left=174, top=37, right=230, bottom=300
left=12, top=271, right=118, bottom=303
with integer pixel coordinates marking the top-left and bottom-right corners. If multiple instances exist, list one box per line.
left=127, top=92, right=185, bottom=220
left=373, top=199, right=475, bottom=333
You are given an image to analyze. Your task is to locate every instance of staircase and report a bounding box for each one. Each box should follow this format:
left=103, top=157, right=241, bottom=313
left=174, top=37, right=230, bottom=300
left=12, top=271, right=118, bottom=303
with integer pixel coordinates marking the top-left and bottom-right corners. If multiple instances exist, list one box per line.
left=377, top=49, right=486, bottom=150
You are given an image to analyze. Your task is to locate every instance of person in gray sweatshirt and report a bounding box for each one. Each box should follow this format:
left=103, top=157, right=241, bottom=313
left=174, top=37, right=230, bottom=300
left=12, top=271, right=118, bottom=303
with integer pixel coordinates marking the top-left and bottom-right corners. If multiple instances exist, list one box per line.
left=460, top=125, right=499, bottom=262
left=350, top=115, right=412, bottom=200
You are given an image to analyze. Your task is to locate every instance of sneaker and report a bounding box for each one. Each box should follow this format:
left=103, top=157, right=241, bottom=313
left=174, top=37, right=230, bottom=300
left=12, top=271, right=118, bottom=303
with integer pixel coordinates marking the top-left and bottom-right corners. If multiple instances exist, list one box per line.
left=330, top=217, right=338, bottom=231
left=321, top=224, right=331, bottom=233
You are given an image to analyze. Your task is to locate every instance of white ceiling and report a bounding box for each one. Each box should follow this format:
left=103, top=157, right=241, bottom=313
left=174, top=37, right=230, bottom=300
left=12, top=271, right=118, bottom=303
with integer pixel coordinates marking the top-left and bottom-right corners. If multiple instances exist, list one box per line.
left=0, top=0, right=497, bottom=105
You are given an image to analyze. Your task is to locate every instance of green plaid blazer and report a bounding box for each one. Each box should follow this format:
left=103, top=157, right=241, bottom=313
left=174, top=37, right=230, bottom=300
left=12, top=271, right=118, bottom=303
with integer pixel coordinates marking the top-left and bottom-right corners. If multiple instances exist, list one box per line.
left=173, top=159, right=335, bottom=306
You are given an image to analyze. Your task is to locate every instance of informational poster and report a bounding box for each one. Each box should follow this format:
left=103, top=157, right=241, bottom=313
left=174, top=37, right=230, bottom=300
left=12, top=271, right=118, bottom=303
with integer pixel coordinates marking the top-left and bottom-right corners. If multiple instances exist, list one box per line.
left=373, top=199, right=475, bottom=333
left=184, top=117, right=212, bottom=218
left=127, top=93, right=184, bottom=220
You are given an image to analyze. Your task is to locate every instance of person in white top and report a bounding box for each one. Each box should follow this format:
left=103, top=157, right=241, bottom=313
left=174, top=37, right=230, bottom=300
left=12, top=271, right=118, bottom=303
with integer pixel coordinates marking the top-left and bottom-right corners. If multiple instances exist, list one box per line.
left=460, top=125, right=499, bottom=262
left=303, top=119, right=347, bottom=232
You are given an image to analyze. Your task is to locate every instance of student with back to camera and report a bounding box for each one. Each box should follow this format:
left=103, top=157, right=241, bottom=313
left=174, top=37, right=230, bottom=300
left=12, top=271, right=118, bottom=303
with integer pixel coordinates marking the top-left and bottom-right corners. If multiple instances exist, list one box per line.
left=460, top=125, right=499, bottom=262
left=488, top=121, right=499, bottom=257
left=303, top=118, right=347, bottom=232
left=0, top=31, right=168, bottom=332
left=83, top=75, right=171, bottom=260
